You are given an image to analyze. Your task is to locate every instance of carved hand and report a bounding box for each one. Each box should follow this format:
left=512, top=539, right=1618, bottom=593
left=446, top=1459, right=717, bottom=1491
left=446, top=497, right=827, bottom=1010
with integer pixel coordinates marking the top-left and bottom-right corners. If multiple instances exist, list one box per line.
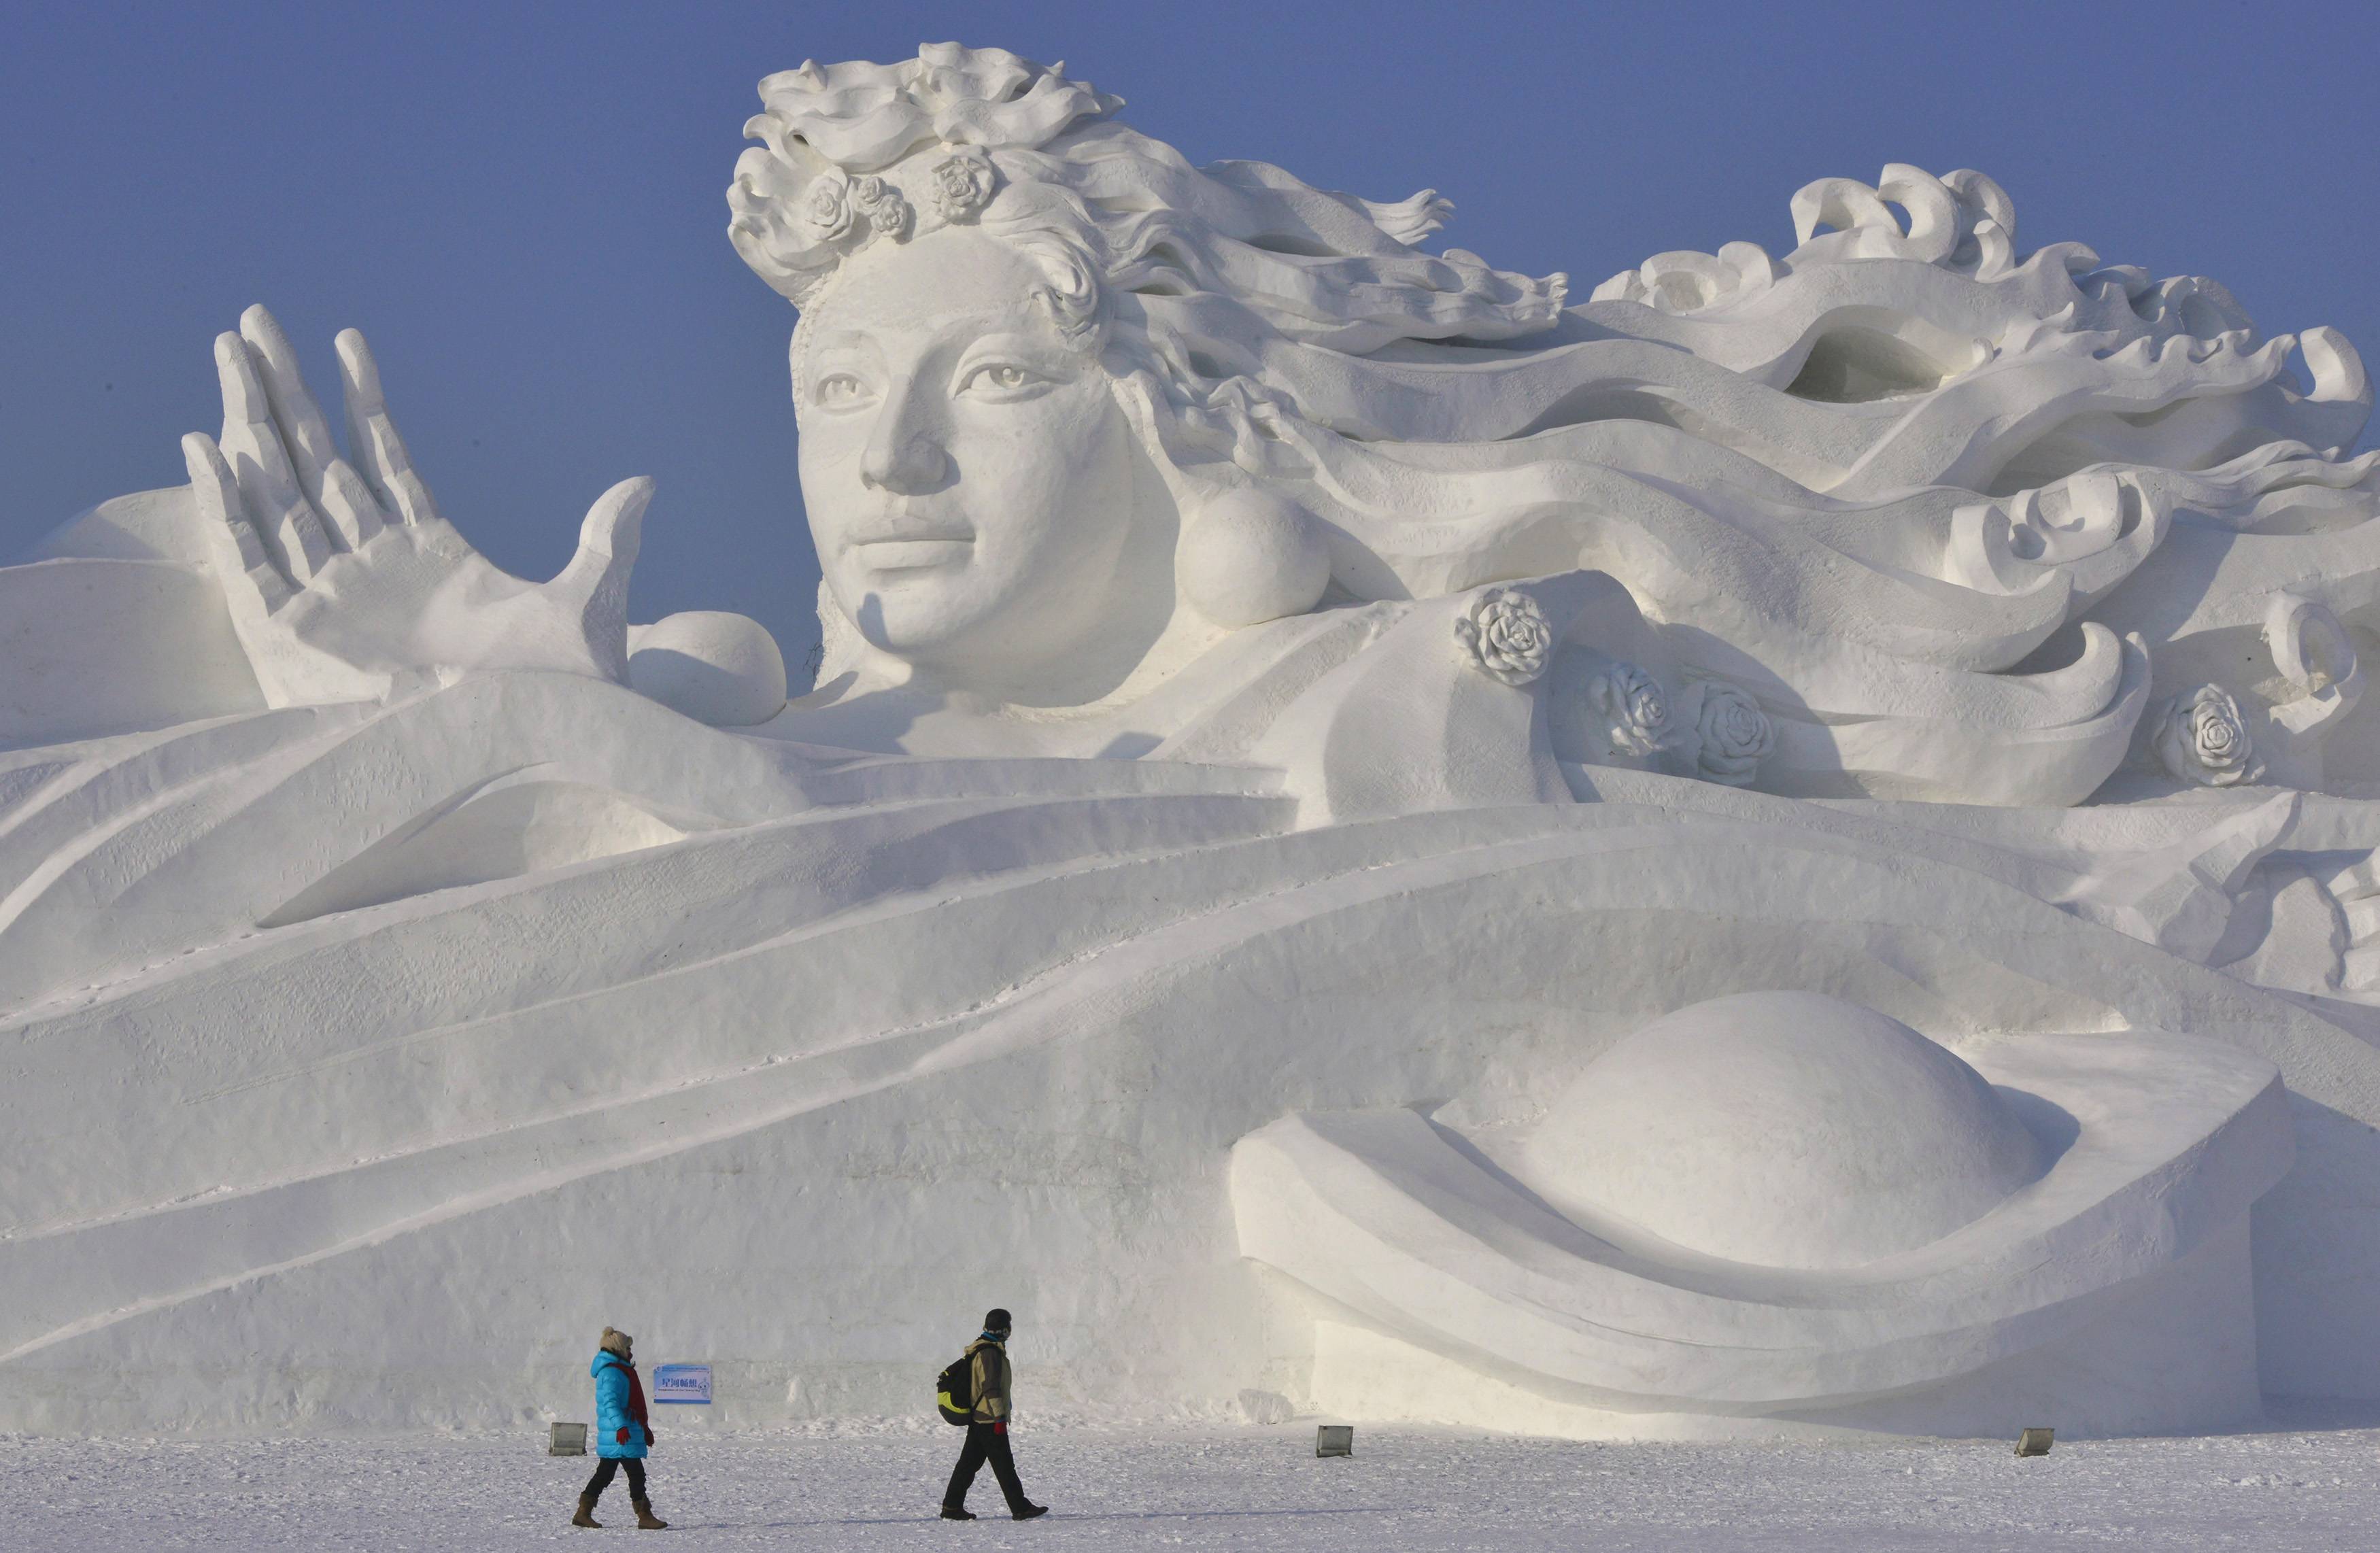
left=180, top=305, right=651, bottom=707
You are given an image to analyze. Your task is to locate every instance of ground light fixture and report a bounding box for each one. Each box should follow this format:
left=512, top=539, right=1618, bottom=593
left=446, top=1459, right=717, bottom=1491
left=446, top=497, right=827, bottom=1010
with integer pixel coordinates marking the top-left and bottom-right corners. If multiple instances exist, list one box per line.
left=547, top=1422, right=588, bottom=1456
left=2015, top=1428, right=2054, bottom=1458
left=1316, top=1425, right=1354, bottom=1458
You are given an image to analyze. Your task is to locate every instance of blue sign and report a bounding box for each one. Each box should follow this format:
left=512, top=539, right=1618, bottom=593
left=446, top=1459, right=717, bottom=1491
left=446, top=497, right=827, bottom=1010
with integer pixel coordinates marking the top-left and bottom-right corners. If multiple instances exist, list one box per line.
left=651, top=1363, right=712, bottom=1404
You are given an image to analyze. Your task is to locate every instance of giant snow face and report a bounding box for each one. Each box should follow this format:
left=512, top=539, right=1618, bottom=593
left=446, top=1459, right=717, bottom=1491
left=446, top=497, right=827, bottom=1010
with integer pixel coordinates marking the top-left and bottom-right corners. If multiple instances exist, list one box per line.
left=794, top=228, right=1140, bottom=686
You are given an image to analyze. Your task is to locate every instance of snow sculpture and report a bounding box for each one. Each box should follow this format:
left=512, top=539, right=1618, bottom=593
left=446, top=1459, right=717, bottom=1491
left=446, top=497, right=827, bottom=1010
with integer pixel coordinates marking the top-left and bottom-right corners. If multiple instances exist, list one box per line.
left=626, top=612, right=787, bottom=728
left=1520, top=995, right=2052, bottom=1269
left=2156, top=683, right=2264, bottom=787
left=1691, top=681, right=1776, bottom=787
left=1452, top=587, right=1556, bottom=687
left=186, top=315, right=653, bottom=705
left=3, top=42, right=2379, bottom=1439
left=1589, top=663, right=1672, bottom=757
left=1236, top=993, right=2290, bottom=1437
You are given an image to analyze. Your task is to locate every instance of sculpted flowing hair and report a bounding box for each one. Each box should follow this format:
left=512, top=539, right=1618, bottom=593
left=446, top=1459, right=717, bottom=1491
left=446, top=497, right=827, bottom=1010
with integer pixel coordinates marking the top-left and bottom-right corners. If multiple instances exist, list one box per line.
left=732, top=44, right=2380, bottom=803
left=730, top=46, right=1563, bottom=462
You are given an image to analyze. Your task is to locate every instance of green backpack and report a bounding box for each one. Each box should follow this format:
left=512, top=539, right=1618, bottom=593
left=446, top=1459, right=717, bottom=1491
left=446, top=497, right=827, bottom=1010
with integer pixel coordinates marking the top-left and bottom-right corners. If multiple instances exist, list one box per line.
left=935, top=1353, right=974, bottom=1425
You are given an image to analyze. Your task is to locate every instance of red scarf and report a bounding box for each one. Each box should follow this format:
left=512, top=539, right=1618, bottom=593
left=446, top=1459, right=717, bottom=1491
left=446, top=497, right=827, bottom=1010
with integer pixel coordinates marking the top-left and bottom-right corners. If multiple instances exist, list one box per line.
left=621, top=1359, right=649, bottom=1428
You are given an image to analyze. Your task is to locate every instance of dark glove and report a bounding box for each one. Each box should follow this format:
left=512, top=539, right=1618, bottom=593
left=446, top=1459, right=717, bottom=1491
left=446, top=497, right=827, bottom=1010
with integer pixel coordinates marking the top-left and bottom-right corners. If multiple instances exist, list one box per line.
left=615, top=1426, right=630, bottom=1444
left=643, top=1424, right=656, bottom=1447
left=993, top=1421, right=1006, bottom=1435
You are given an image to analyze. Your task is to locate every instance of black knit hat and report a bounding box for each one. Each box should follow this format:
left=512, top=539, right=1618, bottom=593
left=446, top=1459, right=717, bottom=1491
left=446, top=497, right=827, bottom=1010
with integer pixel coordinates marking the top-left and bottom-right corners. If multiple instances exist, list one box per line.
left=983, top=1308, right=1013, bottom=1333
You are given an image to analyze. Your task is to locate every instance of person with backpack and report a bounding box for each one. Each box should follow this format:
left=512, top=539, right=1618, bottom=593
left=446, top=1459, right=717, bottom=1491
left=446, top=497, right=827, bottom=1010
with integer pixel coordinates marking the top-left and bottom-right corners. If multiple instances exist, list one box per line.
left=573, top=1327, right=668, bottom=1530
left=938, top=1308, right=1048, bottom=1521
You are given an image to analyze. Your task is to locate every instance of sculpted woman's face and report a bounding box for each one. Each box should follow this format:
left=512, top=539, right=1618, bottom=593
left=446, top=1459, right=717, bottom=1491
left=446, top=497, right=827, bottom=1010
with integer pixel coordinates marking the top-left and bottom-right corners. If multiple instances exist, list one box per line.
left=796, top=226, right=1138, bottom=689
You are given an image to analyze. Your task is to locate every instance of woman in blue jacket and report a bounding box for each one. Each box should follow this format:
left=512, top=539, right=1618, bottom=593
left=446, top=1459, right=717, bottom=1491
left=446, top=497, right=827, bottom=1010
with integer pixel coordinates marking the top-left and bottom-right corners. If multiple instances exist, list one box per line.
left=573, top=1327, right=667, bottom=1529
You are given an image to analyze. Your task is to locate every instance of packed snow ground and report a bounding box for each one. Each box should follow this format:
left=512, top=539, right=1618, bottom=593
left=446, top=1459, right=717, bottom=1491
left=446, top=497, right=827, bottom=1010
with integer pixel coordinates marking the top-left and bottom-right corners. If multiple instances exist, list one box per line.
left=12, top=1415, right=2380, bottom=1551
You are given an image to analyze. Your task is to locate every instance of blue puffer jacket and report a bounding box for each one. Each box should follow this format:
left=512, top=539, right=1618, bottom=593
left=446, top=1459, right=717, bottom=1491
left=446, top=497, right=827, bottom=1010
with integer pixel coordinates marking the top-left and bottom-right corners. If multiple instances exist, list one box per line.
left=592, top=1350, right=649, bottom=1458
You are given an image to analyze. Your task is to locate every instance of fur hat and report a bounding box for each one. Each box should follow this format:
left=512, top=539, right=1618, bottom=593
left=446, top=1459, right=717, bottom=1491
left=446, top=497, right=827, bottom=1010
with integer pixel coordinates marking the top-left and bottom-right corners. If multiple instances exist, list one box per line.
left=599, top=1326, right=634, bottom=1357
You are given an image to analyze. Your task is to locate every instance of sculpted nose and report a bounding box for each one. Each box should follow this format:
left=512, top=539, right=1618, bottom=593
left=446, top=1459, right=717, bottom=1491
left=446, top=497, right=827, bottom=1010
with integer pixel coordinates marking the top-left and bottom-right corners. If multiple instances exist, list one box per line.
left=860, top=385, right=950, bottom=494
left=862, top=430, right=948, bottom=493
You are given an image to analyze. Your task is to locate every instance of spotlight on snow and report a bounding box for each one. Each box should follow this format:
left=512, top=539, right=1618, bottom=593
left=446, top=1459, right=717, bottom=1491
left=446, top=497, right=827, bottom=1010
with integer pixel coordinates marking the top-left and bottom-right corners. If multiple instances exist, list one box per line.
left=547, top=1422, right=588, bottom=1456
left=1316, top=1424, right=1354, bottom=1458
left=2015, top=1427, right=2055, bottom=1457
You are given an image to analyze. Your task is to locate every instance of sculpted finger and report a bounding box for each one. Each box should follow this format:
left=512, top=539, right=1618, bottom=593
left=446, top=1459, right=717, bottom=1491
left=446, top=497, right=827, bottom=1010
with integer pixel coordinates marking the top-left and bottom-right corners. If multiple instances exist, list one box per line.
left=573, top=476, right=653, bottom=569
left=335, top=328, right=443, bottom=527
left=182, top=432, right=294, bottom=615
left=239, top=305, right=345, bottom=511
left=216, top=332, right=336, bottom=581
left=553, top=476, right=653, bottom=681
left=242, top=309, right=386, bottom=548
left=215, top=332, right=307, bottom=513
left=317, top=458, right=387, bottom=548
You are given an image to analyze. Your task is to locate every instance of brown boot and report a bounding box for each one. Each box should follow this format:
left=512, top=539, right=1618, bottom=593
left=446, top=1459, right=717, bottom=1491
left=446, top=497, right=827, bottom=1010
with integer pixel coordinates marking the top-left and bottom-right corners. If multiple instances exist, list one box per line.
left=632, top=1496, right=669, bottom=1530
left=571, top=1492, right=602, bottom=1528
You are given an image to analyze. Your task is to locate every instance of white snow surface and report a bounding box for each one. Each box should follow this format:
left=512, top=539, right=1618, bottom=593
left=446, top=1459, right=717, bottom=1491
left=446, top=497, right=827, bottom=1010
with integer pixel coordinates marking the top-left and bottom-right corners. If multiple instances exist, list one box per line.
left=12, top=1417, right=2380, bottom=1551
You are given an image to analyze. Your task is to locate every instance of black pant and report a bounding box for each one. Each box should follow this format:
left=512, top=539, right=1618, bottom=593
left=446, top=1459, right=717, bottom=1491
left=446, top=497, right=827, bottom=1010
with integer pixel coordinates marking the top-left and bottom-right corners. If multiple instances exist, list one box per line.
left=583, top=1456, right=647, bottom=1502
left=944, top=1422, right=1029, bottom=1512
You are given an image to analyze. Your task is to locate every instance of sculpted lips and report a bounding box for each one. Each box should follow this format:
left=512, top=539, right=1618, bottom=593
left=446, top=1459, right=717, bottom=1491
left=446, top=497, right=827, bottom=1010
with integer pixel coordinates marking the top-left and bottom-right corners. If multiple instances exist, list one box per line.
left=849, top=513, right=974, bottom=572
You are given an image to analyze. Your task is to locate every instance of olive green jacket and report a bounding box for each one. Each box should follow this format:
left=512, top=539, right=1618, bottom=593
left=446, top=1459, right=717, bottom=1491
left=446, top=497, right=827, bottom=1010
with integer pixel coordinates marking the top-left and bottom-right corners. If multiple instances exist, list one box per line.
left=965, top=1338, right=1011, bottom=1424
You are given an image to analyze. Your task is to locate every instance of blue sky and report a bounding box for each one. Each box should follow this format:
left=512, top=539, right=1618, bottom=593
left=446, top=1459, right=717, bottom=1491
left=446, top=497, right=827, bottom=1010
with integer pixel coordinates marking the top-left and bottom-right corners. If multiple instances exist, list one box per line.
left=5, top=0, right=2374, bottom=664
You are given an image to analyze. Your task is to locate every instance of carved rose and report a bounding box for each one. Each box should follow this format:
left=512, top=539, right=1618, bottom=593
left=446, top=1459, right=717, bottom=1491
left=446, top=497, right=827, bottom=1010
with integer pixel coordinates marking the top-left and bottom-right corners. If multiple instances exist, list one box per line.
left=850, top=175, right=912, bottom=241
left=798, top=171, right=855, bottom=243
left=927, top=152, right=998, bottom=223
left=1695, top=680, right=1773, bottom=786
left=2154, top=684, right=2263, bottom=787
left=1590, top=662, right=1671, bottom=756
left=1452, top=587, right=1554, bottom=687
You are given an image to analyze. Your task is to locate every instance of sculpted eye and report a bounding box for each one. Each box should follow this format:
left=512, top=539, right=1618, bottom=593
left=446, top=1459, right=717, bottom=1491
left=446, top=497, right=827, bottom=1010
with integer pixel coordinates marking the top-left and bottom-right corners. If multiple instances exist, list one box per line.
left=814, top=372, right=870, bottom=407
left=960, top=362, right=1046, bottom=397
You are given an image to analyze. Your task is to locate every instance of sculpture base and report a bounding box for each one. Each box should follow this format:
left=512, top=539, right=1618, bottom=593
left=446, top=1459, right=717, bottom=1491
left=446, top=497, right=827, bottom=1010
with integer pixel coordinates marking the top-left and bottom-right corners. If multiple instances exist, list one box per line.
left=1307, top=1216, right=2263, bottom=1441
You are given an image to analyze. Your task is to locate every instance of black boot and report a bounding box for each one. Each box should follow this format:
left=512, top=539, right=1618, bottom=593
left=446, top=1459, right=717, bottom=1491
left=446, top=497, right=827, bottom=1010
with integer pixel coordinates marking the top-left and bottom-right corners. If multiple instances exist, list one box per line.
left=940, top=1504, right=977, bottom=1520
left=1013, top=1503, right=1049, bottom=1520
